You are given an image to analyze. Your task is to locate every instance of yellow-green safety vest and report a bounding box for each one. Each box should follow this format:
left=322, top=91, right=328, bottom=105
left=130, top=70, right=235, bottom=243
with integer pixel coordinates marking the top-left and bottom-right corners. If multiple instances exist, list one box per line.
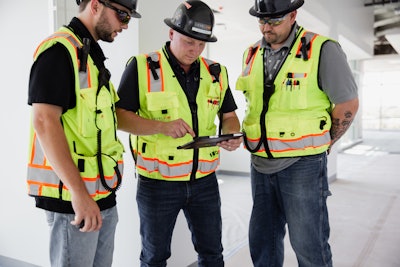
left=130, top=49, right=229, bottom=181
left=236, top=28, right=333, bottom=158
left=27, top=27, right=124, bottom=201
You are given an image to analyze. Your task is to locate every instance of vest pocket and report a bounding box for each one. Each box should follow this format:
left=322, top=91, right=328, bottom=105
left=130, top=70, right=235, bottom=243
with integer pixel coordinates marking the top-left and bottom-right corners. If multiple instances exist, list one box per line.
left=235, top=76, right=251, bottom=93
left=137, top=136, right=193, bottom=178
left=275, top=78, right=308, bottom=110
left=146, top=91, right=179, bottom=121
left=207, top=82, right=222, bottom=98
left=79, top=86, right=114, bottom=137
left=266, top=116, right=298, bottom=139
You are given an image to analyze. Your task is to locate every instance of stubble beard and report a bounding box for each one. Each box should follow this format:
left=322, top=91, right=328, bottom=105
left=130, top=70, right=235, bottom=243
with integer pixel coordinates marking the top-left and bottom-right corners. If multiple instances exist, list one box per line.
left=95, top=16, right=114, bottom=43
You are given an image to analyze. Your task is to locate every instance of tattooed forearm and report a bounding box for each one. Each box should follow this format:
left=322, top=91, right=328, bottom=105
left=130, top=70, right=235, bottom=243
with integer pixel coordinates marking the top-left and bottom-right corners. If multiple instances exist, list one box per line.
left=330, top=110, right=355, bottom=146
left=329, top=98, right=359, bottom=148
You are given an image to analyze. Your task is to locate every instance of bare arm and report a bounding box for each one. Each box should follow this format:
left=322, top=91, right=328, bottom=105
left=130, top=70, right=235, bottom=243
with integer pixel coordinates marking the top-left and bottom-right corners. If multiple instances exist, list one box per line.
left=218, top=111, right=242, bottom=151
left=330, top=97, right=359, bottom=147
left=116, top=107, right=195, bottom=138
left=32, top=103, right=102, bottom=232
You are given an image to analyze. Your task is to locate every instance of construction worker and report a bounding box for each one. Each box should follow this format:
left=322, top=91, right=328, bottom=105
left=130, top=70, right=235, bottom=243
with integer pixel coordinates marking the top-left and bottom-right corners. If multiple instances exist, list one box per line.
left=236, top=0, right=359, bottom=266
left=116, top=1, right=242, bottom=266
left=27, top=0, right=140, bottom=266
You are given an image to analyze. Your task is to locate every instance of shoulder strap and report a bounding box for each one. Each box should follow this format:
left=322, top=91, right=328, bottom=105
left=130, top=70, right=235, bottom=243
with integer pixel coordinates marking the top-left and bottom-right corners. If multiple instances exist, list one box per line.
left=245, top=41, right=261, bottom=65
left=146, top=52, right=160, bottom=80
left=208, top=63, right=221, bottom=83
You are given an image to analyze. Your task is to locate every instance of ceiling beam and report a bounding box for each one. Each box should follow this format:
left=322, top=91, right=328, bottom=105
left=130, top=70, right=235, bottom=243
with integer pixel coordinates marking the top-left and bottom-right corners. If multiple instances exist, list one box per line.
left=365, top=0, right=400, bottom=6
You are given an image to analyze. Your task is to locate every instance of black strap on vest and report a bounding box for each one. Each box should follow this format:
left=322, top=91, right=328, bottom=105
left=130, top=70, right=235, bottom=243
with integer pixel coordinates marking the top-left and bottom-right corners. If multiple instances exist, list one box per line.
left=245, top=46, right=257, bottom=65
left=95, top=67, right=122, bottom=193
left=208, top=63, right=223, bottom=135
left=78, top=38, right=90, bottom=72
left=147, top=55, right=160, bottom=80
left=260, top=82, right=275, bottom=158
left=300, top=36, right=310, bottom=61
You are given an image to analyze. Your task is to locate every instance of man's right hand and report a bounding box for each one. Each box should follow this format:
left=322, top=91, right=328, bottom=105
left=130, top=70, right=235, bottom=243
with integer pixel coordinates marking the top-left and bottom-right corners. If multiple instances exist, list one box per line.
left=70, top=192, right=102, bottom=232
left=161, top=119, right=195, bottom=138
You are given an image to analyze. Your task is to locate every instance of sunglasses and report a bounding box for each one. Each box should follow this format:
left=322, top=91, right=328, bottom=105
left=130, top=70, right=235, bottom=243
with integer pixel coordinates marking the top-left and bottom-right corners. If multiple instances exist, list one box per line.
left=98, top=0, right=131, bottom=24
left=258, top=14, right=288, bottom=26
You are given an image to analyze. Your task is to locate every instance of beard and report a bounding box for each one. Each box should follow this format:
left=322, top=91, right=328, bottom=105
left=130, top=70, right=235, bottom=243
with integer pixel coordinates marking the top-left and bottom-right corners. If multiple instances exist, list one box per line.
left=95, top=13, right=115, bottom=43
left=263, top=31, right=278, bottom=44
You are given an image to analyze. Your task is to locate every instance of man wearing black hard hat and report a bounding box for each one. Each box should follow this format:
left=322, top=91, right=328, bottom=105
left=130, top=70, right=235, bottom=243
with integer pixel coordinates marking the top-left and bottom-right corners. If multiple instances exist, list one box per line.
left=116, top=1, right=241, bottom=266
left=27, top=0, right=140, bottom=266
left=236, top=0, right=359, bottom=266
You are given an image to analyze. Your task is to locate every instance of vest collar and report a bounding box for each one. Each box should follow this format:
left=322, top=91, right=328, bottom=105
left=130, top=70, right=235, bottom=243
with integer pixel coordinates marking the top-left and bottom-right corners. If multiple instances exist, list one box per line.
left=68, top=17, right=107, bottom=70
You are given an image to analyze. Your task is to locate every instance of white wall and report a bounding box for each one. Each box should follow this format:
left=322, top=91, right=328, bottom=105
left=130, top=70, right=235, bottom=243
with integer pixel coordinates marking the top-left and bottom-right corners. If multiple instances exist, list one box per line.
left=0, top=0, right=51, bottom=265
left=0, top=0, right=373, bottom=266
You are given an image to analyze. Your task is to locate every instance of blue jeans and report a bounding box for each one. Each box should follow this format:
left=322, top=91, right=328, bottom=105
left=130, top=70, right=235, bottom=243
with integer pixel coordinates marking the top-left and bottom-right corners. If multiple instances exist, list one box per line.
left=136, top=173, right=224, bottom=267
left=45, top=206, right=118, bottom=267
left=249, top=153, right=332, bottom=267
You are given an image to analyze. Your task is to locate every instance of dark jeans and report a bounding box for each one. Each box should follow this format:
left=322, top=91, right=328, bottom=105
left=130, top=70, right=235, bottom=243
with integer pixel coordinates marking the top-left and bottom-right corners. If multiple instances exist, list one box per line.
left=249, top=153, right=333, bottom=267
left=136, top=173, right=224, bottom=267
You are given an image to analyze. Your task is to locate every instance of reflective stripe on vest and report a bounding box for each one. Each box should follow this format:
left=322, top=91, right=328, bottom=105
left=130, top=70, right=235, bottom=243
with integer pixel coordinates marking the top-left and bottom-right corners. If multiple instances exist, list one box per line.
left=236, top=29, right=332, bottom=158
left=27, top=28, right=124, bottom=200
left=131, top=50, right=227, bottom=181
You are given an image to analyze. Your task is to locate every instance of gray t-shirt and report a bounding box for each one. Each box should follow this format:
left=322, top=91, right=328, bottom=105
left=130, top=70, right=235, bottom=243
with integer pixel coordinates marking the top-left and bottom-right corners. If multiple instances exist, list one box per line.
left=252, top=23, right=358, bottom=174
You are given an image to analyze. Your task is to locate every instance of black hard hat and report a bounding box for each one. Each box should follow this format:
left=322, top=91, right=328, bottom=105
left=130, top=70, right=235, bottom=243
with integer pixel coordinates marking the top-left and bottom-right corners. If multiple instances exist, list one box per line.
left=164, top=0, right=217, bottom=42
left=249, top=0, right=304, bottom=18
left=112, top=0, right=141, bottom=18
left=76, top=0, right=141, bottom=18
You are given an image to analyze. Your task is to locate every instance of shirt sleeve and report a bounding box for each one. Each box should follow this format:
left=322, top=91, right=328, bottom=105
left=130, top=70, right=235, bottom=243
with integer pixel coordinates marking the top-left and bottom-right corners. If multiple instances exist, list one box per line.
left=220, top=87, right=238, bottom=113
left=28, top=43, right=75, bottom=112
left=116, top=57, right=140, bottom=112
left=220, top=67, right=238, bottom=113
left=318, top=41, right=358, bottom=104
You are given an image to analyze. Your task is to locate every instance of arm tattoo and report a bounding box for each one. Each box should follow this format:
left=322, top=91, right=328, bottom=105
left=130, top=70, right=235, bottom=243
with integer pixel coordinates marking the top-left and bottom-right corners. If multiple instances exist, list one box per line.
left=330, top=110, right=354, bottom=146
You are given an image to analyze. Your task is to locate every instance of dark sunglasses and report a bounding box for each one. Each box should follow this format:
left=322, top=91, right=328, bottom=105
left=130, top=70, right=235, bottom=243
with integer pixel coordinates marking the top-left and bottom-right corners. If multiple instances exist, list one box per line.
left=258, top=14, right=288, bottom=26
left=98, top=0, right=131, bottom=24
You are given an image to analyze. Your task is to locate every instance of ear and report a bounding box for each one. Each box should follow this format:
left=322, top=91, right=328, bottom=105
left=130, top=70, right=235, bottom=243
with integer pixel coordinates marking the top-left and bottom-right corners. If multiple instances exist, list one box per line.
left=90, top=0, right=100, bottom=14
left=290, top=10, right=297, bottom=23
left=169, top=29, right=174, bottom=41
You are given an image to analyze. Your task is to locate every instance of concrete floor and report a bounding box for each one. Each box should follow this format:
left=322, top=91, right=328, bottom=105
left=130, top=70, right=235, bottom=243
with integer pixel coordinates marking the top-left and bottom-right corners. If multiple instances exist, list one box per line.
left=2, top=130, right=399, bottom=267
left=222, top=130, right=400, bottom=267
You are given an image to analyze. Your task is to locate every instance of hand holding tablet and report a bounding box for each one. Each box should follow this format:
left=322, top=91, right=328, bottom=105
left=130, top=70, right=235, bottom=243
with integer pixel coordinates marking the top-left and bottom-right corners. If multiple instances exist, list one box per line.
left=177, top=133, right=243, bottom=149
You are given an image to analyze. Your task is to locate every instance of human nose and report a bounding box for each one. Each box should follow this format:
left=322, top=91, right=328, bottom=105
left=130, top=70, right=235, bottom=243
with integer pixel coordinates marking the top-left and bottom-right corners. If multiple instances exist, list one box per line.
left=121, top=23, right=129, bottom=30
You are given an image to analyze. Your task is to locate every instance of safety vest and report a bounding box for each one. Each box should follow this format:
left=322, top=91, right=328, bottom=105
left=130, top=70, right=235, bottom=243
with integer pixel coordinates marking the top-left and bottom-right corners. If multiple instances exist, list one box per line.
left=27, top=27, right=124, bottom=201
left=236, top=28, right=333, bottom=158
left=130, top=49, right=229, bottom=181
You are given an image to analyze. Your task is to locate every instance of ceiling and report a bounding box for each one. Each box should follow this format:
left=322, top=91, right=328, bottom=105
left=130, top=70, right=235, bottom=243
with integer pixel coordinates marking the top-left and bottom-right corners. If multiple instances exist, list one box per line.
left=365, top=0, right=400, bottom=54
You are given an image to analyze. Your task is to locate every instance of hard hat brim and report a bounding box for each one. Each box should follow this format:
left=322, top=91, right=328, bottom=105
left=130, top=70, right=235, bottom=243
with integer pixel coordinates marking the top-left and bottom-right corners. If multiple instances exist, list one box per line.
left=249, top=0, right=304, bottom=18
left=131, top=10, right=141, bottom=18
left=164, top=18, right=217, bottom=43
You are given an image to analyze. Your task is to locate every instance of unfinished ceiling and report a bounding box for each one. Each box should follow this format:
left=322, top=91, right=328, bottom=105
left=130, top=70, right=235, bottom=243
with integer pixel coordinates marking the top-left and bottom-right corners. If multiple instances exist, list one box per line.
left=365, top=0, right=400, bottom=55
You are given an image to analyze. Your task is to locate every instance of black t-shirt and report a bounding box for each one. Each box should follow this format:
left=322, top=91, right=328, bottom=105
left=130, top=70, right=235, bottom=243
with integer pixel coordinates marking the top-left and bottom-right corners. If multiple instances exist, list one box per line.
left=116, top=43, right=238, bottom=114
left=28, top=17, right=109, bottom=112
left=27, top=17, right=116, bottom=213
left=28, top=43, right=75, bottom=113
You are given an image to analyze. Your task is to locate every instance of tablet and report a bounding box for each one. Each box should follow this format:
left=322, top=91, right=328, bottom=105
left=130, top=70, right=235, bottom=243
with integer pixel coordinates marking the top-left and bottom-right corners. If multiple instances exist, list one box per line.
left=177, top=133, right=243, bottom=149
